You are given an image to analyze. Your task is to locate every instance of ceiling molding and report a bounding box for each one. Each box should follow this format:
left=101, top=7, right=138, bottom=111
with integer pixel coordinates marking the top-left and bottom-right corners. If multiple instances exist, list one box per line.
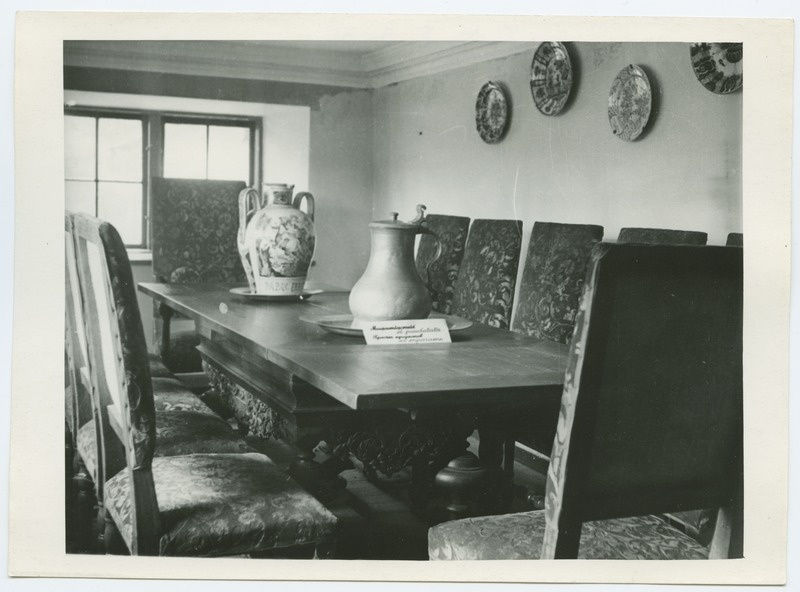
left=64, top=40, right=538, bottom=90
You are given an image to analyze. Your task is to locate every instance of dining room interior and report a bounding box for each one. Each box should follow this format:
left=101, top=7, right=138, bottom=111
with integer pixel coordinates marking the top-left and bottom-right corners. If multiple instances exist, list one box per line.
left=62, top=39, right=743, bottom=561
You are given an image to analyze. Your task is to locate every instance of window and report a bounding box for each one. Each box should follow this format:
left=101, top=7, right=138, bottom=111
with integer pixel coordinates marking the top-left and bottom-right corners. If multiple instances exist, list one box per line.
left=64, top=107, right=260, bottom=248
left=65, top=113, right=146, bottom=247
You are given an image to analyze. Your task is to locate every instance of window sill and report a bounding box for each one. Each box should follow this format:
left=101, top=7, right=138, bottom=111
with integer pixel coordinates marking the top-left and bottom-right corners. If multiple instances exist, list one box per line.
left=127, top=249, right=152, bottom=263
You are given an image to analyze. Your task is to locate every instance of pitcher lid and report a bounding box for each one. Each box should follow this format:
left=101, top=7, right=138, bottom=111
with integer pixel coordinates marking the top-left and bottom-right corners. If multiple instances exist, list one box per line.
left=370, top=204, right=428, bottom=230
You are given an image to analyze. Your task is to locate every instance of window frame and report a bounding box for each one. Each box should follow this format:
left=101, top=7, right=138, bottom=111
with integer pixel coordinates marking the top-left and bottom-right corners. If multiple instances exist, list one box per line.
left=64, top=105, right=262, bottom=251
left=64, top=107, right=149, bottom=249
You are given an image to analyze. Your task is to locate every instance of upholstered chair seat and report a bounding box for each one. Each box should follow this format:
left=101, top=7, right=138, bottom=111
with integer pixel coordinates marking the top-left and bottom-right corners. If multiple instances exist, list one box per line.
left=429, top=511, right=708, bottom=560
left=76, top=407, right=252, bottom=480
left=104, top=453, right=339, bottom=557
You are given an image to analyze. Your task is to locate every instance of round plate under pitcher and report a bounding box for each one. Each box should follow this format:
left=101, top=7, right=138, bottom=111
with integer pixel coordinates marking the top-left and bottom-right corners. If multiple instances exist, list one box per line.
left=229, top=287, right=323, bottom=302
left=300, top=314, right=473, bottom=337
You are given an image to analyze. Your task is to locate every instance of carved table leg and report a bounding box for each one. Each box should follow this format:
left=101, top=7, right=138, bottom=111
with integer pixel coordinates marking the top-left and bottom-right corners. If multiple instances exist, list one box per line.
left=434, top=444, right=493, bottom=521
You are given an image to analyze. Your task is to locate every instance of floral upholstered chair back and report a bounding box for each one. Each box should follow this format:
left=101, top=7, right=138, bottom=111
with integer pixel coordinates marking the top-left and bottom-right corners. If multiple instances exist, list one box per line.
left=71, top=212, right=161, bottom=554
left=542, top=243, right=742, bottom=558
left=617, top=227, right=708, bottom=246
left=450, top=218, right=523, bottom=329
left=415, top=214, right=471, bottom=315
left=512, top=222, right=603, bottom=344
left=151, top=178, right=248, bottom=284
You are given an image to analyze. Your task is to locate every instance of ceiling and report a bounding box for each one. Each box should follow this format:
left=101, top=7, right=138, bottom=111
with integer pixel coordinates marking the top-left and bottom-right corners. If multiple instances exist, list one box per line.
left=63, top=40, right=535, bottom=89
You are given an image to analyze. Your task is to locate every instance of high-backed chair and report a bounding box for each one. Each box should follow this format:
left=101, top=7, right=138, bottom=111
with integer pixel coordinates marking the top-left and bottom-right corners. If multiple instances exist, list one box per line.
left=617, top=227, right=708, bottom=245
left=430, top=243, right=743, bottom=559
left=415, top=214, right=471, bottom=315
left=67, top=213, right=263, bottom=550
left=151, top=178, right=247, bottom=374
left=450, top=219, right=523, bottom=330
left=488, top=222, right=604, bottom=491
left=727, top=232, right=744, bottom=247
left=70, top=212, right=338, bottom=556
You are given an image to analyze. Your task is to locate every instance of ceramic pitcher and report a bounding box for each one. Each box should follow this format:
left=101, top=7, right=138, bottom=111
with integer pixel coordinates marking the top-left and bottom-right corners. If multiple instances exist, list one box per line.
left=349, top=204, right=442, bottom=323
left=240, top=183, right=316, bottom=295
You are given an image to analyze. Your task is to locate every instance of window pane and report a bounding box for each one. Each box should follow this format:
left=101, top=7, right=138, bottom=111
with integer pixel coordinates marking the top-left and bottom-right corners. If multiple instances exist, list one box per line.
left=65, top=180, right=96, bottom=214
left=65, top=115, right=96, bottom=180
left=164, top=123, right=207, bottom=179
left=98, top=182, right=143, bottom=246
left=98, top=118, right=143, bottom=182
left=208, top=125, right=250, bottom=182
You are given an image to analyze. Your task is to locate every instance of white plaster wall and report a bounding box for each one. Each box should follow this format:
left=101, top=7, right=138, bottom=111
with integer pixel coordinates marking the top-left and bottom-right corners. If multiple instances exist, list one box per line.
left=307, top=89, right=374, bottom=289
left=372, top=42, right=742, bottom=248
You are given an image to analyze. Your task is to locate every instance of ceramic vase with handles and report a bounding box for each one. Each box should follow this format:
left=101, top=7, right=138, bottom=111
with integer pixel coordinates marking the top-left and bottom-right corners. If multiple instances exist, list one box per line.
left=239, top=183, right=316, bottom=295
left=349, top=204, right=442, bottom=324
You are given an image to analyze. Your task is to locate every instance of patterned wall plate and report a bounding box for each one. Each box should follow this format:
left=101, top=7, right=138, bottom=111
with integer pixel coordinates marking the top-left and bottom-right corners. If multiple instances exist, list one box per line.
left=690, top=42, right=743, bottom=94
left=530, top=42, right=573, bottom=116
left=475, top=81, right=509, bottom=144
left=608, top=64, right=652, bottom=142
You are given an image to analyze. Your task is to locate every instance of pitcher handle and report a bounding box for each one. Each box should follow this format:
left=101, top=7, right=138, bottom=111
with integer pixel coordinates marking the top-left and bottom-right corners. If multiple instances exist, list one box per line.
left=418, top=225, right=443, bottom=285
left=238, top=187, right=261, bottom=231
left=293, top=192, right=315, bottom=222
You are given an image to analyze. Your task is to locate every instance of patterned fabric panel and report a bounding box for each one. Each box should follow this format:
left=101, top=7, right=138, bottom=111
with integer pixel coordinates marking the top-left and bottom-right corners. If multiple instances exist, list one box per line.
left=726, top=232, right=743, bottom=247
left=159, top=329, right=202, bottom=374
left=147, top=353, right=174, bottom=379
left=152, top=410, right=254, bottom=457
left=104, top=453, right=339, bottom=557
left=415, top=214, right=471, bottom=315
left=151, top=178, right=247, bottom=284
left=152, top=378, right=217, bottom=416
left=428, top=511, right=708, bottom=560
left=617, top=227, right=708, bottom=245
left=512, top=222, right=603, bottom=344
left=76, top=421, right=98, bottom=483
left=450, top=219, right=523, bottom=329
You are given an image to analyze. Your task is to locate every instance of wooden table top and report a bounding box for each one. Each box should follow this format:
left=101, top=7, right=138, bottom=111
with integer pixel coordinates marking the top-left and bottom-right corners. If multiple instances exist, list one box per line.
left=139, top=283, right=569, bottom=411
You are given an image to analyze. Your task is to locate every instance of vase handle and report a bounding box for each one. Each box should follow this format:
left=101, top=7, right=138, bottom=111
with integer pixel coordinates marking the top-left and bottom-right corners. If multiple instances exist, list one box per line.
left=238, top=187, right=261, bottom=231
left=293, top=192, right=315, bottom=222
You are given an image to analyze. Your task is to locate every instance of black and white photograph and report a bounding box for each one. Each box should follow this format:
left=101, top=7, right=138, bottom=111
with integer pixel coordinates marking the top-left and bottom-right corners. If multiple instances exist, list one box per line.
left=5, top=8, right=795, bottom=589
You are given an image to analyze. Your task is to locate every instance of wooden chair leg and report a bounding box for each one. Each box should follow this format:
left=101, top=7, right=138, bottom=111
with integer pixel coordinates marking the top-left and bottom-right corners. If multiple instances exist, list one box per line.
left=314, top=540, right=337, bottom=559
left=72, top=463, right=95, bottom=553
left=103, top=509, right=128, bottom=555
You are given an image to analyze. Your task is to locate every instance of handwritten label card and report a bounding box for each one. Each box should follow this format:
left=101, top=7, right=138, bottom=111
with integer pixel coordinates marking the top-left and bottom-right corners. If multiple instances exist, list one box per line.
left=363, top=318, right=451, bottom=345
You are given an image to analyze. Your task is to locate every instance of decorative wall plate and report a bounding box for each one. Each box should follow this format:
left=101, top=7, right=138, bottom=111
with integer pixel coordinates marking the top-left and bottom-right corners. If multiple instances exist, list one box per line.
left=229, top=286, right=323, bottom=301
left=608, top=64, right=652, bottom=141
left=530, top=42, right=573, bottom=116
left=690, top=42, right=743, bottom=94
left=300, top=314, right=472, bottom=337
left=475, top=82, right=509, bottom=144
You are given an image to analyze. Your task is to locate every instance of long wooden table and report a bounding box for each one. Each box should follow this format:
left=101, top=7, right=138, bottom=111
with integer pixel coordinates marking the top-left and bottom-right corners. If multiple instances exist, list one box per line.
left=139, top=283, right=569, bottom=514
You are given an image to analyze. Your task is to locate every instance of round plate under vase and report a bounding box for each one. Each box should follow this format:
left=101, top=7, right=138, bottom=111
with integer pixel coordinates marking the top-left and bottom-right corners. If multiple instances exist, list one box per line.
left=530, top=42, right=573, bottom=116
left=608, top=64, right=652, bottom=141
left=690, top=42, right=743, bottom=94
left=475, top=81, right=509, bottom=144
left=228, top=286, right=323, bottom=301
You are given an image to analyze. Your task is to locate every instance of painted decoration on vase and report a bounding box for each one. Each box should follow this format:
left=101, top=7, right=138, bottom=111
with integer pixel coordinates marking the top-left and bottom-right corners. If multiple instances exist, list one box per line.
left=475, top=82, right=509, bottom=144
left=608, top=64, right=652, bottom=141
left=530, top=42, right=573, bottom=116
left=690, top=42, right=743, bottom=94
left=242, top=184, right=316, bottom=296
